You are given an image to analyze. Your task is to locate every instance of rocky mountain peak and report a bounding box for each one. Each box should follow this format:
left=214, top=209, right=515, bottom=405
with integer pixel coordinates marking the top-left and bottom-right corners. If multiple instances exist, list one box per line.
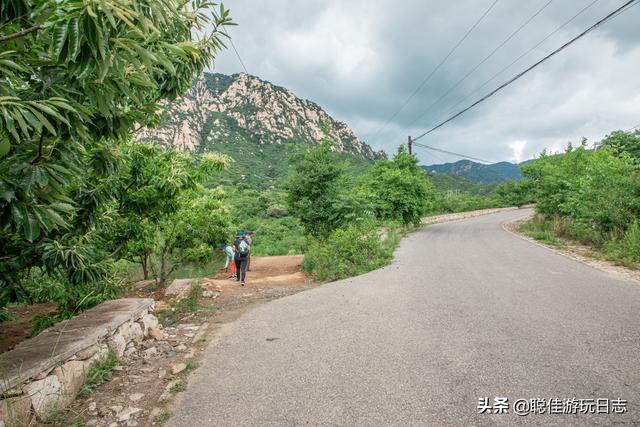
left=136, top=72, right=385, bottom=161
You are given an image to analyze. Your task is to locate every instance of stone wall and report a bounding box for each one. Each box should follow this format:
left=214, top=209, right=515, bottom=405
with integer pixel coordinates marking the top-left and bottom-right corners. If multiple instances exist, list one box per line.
left=0, top=299, right=161, bottom=427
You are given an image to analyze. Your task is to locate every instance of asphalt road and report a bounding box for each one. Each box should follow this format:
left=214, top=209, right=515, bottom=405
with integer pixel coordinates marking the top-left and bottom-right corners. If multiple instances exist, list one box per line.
left=170, top=209, right=640, bottom=426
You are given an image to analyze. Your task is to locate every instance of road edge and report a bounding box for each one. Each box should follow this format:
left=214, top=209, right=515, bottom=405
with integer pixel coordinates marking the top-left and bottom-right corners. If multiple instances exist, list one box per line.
left=502, top=214, right=640, bottom=284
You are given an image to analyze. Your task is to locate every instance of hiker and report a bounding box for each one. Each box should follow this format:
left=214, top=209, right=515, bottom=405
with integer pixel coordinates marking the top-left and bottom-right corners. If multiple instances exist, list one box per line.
left=245, top=231, right=254, bottom=271
left=219, top=243, right=236, bottom=279
left=233, top=231, right=250, bottom=286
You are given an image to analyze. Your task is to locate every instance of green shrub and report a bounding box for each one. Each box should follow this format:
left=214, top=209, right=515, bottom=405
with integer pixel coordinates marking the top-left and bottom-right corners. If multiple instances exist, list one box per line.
left=604, top=221, right=640, bottom=267
left=303, top=221, right=402, bottom=282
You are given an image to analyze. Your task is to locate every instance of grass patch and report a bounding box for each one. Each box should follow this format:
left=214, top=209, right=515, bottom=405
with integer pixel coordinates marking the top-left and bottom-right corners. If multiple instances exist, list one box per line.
left=156, top=283, right=203, bottom=327
left=154, top=411, right=173, bottom=424
left=81, top=347, right=119, bottom=394
left=169, top=382, right=185, bottom=395
left=185, top=362, right=198, bottom=371
left=519, top=215, right=565, bottom=247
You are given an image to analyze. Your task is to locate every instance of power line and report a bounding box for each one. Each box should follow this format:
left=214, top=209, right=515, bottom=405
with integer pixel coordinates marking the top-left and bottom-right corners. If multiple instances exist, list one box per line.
left=222, top=30, right=249, bottom=74
left=626, top=123, right=640, bottom=132
left=438, top=0, right=601, bottom=124
left=407, top=0, right=555, bottom=129
left=413, top=0, right=639, bottom=142
left=412, top=141, right=493, bottom=163
left=229, top=39, right=249, bottom=74
left=367, top=0, right=500, bottom=141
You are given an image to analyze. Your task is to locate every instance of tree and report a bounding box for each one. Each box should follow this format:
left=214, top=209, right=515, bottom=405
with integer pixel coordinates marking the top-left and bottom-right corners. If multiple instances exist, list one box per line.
left=495, top=179, right=534, bottom=207
left=153, top=188, right=230, bottom=285
left=0, top=0, right=233, bottom=309
left=285, top=141, right=349, bottom=238
left=111, top=144, right=229, bottom=284
left=360, top=146, right=434, bottom=226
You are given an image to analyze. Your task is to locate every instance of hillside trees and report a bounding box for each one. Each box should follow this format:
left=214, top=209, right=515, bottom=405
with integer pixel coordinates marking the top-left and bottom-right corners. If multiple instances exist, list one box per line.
left=0, top=0, right=233, bottom=313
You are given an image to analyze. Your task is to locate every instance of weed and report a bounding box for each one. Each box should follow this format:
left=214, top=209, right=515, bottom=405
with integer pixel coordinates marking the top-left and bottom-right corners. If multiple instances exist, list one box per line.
left=185, top=362, right=198, bottom=371
left=81, top=347, right=119, bottom=394
left=169, top=382, right=185, bottom=395
left=154, top=411, right=173, bottom=424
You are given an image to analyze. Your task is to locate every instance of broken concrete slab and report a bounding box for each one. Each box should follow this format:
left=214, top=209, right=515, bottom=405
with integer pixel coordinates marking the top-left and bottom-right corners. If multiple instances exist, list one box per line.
left=0, top=298, right=154, bottom=394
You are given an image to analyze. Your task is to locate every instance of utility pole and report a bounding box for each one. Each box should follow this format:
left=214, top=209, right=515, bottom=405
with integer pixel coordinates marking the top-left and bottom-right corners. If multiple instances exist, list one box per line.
left=407, top=135, right=413, bottom=155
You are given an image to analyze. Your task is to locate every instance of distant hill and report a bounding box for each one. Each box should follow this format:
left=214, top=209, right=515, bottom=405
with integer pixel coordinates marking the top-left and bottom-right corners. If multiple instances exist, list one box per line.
left=422, top=160, right=522, bottom=184
left=426, top=171, right=497, bottom=195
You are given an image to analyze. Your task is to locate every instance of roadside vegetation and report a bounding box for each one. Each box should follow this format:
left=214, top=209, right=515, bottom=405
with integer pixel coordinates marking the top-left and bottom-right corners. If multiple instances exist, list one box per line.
left=519, top=130, right=640, bottom=268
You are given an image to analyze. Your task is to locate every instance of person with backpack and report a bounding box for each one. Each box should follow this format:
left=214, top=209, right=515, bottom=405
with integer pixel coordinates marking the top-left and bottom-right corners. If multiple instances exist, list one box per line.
left=245, top=231, right=254, bottom=271
left=233, top=231, right=250, bottom=286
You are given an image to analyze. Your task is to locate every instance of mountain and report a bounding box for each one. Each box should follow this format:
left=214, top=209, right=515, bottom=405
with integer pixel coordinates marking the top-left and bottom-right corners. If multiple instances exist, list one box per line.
left=136, top=72, right=385, bottom=186
left=422, top=160, right=522, bottom=184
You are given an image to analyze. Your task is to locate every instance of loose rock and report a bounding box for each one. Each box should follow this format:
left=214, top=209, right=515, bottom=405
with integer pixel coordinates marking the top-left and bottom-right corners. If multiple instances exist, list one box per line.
left=149, top=327, right=166, bottom=340
left=171, top=363, right=186, bottom=375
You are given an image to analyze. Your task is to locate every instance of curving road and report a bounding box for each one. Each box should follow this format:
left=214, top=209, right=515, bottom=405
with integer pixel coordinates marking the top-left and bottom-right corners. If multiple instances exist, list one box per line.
left=170, top=209, right=640, bottom=425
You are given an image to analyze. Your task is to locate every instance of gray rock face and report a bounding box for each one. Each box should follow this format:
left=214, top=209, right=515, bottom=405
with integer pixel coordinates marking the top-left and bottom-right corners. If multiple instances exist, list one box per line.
left=136, top=72, right=385, bottom=160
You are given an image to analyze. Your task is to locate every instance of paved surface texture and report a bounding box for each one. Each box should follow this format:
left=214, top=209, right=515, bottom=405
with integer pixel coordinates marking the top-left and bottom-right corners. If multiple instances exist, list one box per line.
left=170, top=209, right=640, bottom=426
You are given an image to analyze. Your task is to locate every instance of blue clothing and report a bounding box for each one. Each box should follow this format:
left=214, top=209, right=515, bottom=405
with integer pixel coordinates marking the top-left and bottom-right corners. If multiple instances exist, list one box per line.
left=224, top=245, right=234, bottom=269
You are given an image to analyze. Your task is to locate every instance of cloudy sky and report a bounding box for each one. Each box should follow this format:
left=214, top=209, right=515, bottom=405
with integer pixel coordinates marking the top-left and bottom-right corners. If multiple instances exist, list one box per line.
left=211, top=0, right=640, bottom=164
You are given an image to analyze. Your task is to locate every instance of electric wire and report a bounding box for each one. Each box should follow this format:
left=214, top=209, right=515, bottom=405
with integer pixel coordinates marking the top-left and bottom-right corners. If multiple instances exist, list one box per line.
left=367, top=0, right=500, bottom=141
left=437, top=0, right=601, bottom=125
left=407, top=0, right=555, bottom=129
left=412, top=141, right=493, bottom=163
left=412, top=0, right=639, bottom=142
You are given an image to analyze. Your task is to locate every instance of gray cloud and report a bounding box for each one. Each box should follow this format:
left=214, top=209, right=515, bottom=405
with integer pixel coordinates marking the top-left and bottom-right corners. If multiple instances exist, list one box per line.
left=211, top=0, right=640, bottom=164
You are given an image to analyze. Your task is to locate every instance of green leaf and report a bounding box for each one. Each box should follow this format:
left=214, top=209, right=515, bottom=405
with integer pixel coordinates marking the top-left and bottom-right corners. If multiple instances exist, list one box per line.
left=67, top=17, right=81, bottom=61
left=25, top=106, right=57, bottom=135
left=24, top=211, right=41, bottom=242
left=0, top=138, right=10, bottom=158
left=52, top=21, right=69, bottom=61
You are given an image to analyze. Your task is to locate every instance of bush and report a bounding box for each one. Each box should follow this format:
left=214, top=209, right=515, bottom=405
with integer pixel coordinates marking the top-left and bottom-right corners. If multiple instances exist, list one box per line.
left=303, top=221, right=402, bottom=282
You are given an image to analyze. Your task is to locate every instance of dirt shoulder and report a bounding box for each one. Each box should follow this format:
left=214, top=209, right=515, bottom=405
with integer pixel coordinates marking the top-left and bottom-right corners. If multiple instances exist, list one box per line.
left=504, top=215, right=640, bottom=284
left=53, top=255, right=314, bottom=427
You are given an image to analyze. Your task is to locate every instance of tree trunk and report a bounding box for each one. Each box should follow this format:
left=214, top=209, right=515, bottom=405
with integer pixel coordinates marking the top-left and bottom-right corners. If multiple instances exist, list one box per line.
left=159, top=250, right=167, bottom=286
left=141, top=255, right=149, bottom=280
